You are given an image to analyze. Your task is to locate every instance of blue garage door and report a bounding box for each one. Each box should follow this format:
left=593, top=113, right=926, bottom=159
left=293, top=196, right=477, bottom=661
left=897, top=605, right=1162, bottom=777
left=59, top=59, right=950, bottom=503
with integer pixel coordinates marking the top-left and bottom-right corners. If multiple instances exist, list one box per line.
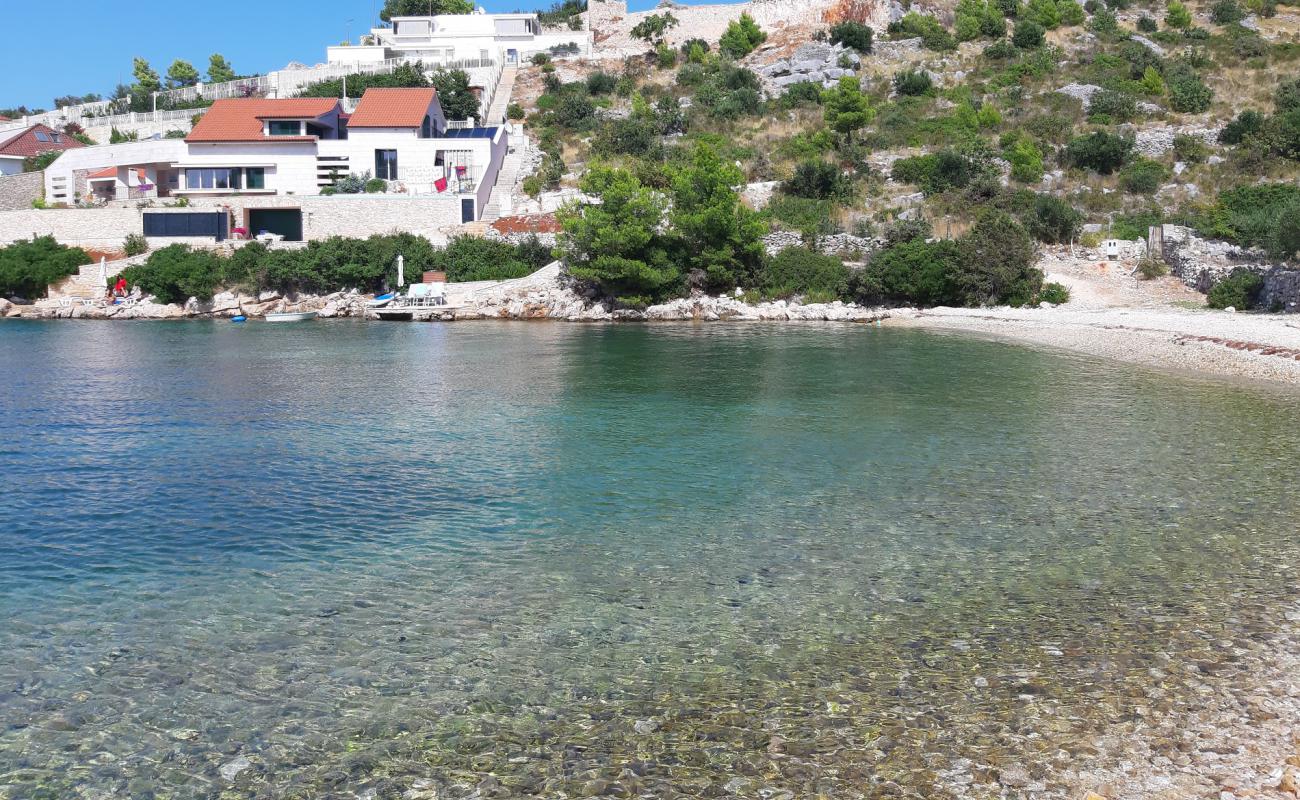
left=142, top=212, right=228, bottom=240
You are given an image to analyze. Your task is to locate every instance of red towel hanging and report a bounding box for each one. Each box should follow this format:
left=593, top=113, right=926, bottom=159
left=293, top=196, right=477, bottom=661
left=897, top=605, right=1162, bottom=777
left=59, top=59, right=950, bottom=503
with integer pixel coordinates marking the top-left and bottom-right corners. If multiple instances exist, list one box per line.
left=434, top=177, right=448, bottom=192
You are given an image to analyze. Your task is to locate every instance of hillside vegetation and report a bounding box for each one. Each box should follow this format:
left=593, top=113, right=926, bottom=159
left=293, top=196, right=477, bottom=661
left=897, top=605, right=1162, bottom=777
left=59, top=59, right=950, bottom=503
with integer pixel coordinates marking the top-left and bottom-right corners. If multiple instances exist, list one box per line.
left=517, top=0, right=1300, bottom=308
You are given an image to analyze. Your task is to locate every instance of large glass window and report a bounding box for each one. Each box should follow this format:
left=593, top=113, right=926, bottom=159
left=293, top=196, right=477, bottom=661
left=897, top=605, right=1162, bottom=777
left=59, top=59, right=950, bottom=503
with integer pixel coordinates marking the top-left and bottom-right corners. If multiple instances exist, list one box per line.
left=375, top=149, right=398, bottom=180
left=245, top=168, right=265, bottom=189
left=267, top=121, right=301, bottom=136
left=185, top=168, right=241, bottom=190
left=34, top=131, right=50, bottom=142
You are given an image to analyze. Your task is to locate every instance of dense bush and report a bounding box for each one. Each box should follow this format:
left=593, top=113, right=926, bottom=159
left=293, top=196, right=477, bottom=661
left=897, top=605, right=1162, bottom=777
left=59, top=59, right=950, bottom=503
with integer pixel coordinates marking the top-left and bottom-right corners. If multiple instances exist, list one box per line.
left=297, top=61, right=429, bottom=99
left=1165, top=63, right=1213, bottom=113
left=0, top=237, right=91, bottom=300
left=1064, top=130, right=1133, bottom=173
left=719, top=13, right=766, bottom=59
left=888, top=13, right=958, bottom=51
left=1210, top=0, right=1245, bottom=23
left=1191, top=183, right=1300, bottom=256
left=586, top=71, right=618, bottom=95
left=120, top=245, right=224, bottom=304
left=893, top=68, right=934, bottom=96
left=955, top=210, right=1042, bottom=305
left=1219, top=109, right=1265, bottom=144
left=1088, top=89, right=1138, bottom=122
left=955, top=0, right=1007, bottom=39
left=1039, top=281, right=1070, bottom=303
left=1137, top=14, right=1158, bottom=30
left=678, top=61, right=763, bottom=118
left=1207, top=269, right=1264, bottom=308
left=1012, top=19, right=1046, bottom=48
left=123, top=233, right=149, bottom=257
left=760, top=246, right=850, bottom=298
left=778, top=81, right=825, bottom=108
left=1277, top=78, right=1300, bottom=114
left=891, top=149, right=990, bottom=195
left=1025, top=194, right=1083, bottom=242
left=1165, top=0, right=1193, bottom=28
left=1172, top=133, right=1209, bottom=162
left=828, top=20, right=874, bottom=53
left=767, top=195, right=839, bottom=237
left=856, top=238, right=964, bottom=305
left=1119, top=158, right=1168, bottom=194
left=1005, top=136, right=1045, bottom=182
left=783, top=160, right=853, bottom=200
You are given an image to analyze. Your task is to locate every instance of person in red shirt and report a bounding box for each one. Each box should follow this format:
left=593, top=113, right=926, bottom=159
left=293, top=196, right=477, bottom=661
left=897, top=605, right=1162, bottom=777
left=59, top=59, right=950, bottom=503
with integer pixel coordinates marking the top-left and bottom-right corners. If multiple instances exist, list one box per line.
left=113, top=277, right=127, bottom=297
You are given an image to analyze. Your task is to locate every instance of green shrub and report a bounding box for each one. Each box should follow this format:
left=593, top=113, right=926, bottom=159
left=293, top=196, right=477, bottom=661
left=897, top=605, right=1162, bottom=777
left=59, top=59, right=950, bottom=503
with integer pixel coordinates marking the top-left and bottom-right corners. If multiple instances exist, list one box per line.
left=1006, top=136, right=1045, bottom=182
left=955, top=209, right=1042, bottom=305
left=1191, top=183, right=1300, bottom=252
left=829, top=20, right=874, bottom=52
left=1012, top=19, right=1046, bottom=48
left=891, top=149, right=989, bottom=195
left=1210, top=0, right=1245, bottom=23
left=1038, top=281, right=1070, bottom=303
left=893, top=68, right=934, bottom=96
left=984, top=37, right=1019, bottom=58
left=1065, top=130, right=1133, bottom=173
left=1024, top=0, right=1062, bottom=27
left=1219, top=109, right=1265, bottom=144
left=1207, top=269, right=1264, bottom=308
left=760, top=246, right=850, bottom=298
left=1025, top=194, right=1082, bottom=242
left=1268, top=200, right=1300, bottom=258
left=1172, top=134, right=1209, bottom=162
left=123, top=233, right=148, bottom=257
left=1135, top=257, right=1169, bottom=279
left=888, top=13, right=958, bottom=51
left=522, top=175, right=543, bottom=197
left=586, top=71, right=618, bottom=95
left=1059, top=0, right=1087, bottom=25
left=1090, top=7, right=1120, bottom=35
left=531, top=52, right=552, bottom=66
left=364, top=178, right=388, bottom=193
left=767, top=195, right=838, bottom=237
left=1137, top=14, right=1158, bottom=30
left=1166, top=64, right=1213, bottom=112
left=1119, top=158, right=1168, bottom=194
left=778, top=81, right=825, bottom=108
left=857, top=238, right=964, bottom=305
left=1088, top=89, right=1138, bottom=122
left=656, top=44, right=678, bottom=68
left=120, top=244, right=224, bottom=304
left=719, top=13, right=767, bottom=59
left=1165, top=0, right=1193, bottom=28
left=783, top=160, right=852, bottom=200
left=1276, top=78, right=1300, bottom=113
left=507, top=102, right=526, bottom=120
left=0, top=236, right=91, bottom=299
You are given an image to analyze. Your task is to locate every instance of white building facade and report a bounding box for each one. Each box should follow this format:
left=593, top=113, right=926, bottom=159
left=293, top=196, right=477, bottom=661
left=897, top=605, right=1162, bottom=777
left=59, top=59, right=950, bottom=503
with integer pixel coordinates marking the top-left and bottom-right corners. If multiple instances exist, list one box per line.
left=326, top=12, right=590, bottom=67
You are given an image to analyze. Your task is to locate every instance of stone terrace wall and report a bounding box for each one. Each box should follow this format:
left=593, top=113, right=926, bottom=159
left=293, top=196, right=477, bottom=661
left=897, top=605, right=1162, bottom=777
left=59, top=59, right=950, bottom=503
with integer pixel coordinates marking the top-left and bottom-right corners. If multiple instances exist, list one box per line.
left=0, top=194, right=469, bottom=248
left=0, top=171, right=44, bottom=212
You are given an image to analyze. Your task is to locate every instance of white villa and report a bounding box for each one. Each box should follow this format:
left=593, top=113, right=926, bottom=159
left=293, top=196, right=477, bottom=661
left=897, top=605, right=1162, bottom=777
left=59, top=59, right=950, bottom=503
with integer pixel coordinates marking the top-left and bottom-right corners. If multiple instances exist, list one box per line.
left=326, top=11, right=589, bottom=67
left=42, top=88, right=508, bottom=238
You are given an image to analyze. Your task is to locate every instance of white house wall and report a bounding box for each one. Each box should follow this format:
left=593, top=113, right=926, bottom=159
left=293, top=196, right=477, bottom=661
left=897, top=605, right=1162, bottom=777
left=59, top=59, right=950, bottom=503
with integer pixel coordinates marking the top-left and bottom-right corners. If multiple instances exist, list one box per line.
left=180, top=141, right=320, bottom=196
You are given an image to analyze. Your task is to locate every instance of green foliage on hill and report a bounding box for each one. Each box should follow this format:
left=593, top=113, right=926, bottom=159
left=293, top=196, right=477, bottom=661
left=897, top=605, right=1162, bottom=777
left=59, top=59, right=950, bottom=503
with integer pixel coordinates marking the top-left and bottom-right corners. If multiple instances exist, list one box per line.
left=719, top=14, right=767, bottom=59
left=117, top=235, right=549, bottom=304
left=296, top=61, right=430, bottom=98
left=0, top=237, right=91, bottom=300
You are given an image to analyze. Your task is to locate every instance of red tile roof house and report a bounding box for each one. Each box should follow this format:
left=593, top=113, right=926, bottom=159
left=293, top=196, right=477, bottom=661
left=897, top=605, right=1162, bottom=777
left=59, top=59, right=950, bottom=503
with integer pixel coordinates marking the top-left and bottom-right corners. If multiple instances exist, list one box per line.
left=0, top=123, right=84, bottom=176
left=41, top=88, right=508, bottom=227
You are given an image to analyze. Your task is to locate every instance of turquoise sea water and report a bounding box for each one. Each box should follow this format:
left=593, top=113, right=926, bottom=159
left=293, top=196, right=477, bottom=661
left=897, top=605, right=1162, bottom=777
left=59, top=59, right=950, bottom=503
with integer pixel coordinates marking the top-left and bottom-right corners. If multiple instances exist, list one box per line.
left=1, top=320, right=1298, bottom=799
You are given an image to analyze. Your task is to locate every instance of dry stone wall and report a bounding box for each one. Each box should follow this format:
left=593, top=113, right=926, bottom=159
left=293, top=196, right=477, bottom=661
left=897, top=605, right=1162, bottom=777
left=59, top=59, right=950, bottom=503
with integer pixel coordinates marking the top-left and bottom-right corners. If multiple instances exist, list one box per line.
left=0, top=172, right=44, bottom=212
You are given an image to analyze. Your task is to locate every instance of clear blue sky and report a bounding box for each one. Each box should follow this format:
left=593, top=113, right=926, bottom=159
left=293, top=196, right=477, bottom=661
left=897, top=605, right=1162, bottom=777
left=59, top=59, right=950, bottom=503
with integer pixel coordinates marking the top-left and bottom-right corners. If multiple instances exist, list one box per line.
left=0, top=0, right=690, bottom=111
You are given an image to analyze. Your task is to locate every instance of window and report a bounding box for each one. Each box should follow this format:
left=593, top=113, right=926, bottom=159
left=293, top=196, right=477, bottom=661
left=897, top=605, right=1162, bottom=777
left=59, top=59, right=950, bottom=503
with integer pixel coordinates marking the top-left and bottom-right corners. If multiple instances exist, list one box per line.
left=375, top=149, right=398, bottom=180
left=34, top=131, right=50, bottom=142
left=185, top=167, right=240, bottom=190
left=421, top=115, right=433, bottom=138
left=51, top=133, right=62, bottom=143
left=267, top=120, right=301, bottom=136
left=245, top=168, right=265, bottom=189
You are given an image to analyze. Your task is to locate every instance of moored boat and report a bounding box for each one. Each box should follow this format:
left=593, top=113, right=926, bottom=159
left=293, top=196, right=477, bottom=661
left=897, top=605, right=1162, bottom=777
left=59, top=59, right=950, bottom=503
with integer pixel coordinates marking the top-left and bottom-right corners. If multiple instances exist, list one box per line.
left=264, top=311, right=319, bottom=322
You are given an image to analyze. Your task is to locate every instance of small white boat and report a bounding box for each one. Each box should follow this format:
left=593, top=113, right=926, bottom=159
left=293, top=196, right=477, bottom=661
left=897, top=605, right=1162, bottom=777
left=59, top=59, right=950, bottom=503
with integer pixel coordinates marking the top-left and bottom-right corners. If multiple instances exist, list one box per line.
left=264, top=311, right=319, bottom=323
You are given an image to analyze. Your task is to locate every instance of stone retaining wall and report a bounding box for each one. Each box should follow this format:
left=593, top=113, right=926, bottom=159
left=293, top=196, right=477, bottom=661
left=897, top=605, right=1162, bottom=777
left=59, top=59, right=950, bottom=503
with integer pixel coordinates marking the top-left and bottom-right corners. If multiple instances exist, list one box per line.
left=0, top=171, right=44, bottom=212
left=0, top=194, right=467, bottom=248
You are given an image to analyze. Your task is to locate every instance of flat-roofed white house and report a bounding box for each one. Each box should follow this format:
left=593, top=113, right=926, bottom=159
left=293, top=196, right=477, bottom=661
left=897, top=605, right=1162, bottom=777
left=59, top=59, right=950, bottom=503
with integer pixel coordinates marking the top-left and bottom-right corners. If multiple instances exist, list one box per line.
left=43, top=88, right=509, bottom=236
left=326, top=12, right=590, bottom=67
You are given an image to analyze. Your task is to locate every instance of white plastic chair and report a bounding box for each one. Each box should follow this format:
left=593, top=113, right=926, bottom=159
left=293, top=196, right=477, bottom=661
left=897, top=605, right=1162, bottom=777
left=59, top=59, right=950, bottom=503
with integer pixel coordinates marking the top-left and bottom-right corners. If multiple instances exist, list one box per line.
left=428, top=282, right=446, bottom=305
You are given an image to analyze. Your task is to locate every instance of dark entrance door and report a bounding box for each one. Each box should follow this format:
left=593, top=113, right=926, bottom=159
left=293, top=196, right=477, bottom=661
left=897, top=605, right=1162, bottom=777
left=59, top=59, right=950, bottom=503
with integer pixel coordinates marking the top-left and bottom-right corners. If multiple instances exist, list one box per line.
left=460, top=198, right=475, bottom=224
left=248, top=209, right=303, bottom=242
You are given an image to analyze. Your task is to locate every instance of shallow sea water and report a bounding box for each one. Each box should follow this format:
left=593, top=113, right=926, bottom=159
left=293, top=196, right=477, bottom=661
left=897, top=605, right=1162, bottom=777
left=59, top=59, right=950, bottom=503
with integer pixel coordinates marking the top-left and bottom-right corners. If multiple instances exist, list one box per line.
left=1, top=320, right=1298, bottom=799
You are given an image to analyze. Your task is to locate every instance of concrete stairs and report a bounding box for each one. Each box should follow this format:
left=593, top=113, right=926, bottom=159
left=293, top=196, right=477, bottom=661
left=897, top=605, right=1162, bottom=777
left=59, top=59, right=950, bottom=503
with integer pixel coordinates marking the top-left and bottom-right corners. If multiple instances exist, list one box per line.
left=481, top=143, right=526, bottom=223
left=51, top=256, right=144, bottom=299
left=484, top=65, right=518, bottom=125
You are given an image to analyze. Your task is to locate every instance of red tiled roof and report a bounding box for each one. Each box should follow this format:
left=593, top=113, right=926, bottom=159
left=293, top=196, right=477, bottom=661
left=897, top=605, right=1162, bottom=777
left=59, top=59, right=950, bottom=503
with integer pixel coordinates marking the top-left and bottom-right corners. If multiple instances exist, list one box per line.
left=0, top=115, right=10, bottom=122
left=186, top=98, right=340, bottom=143
left=348, top=88, right=438, bottom=128
left=88, top=167, right=147, bottom=181
left=0, top=123, right=85, bottom=158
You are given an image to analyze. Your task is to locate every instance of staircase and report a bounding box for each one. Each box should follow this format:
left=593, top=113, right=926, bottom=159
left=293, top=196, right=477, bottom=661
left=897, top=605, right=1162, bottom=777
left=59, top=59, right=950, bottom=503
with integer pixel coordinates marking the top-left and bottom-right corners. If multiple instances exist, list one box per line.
left=481, top=141, right=527, bottom=223
left=483, top=65, right=518, bottom=125
left=50, top=255, right=145, bottom=299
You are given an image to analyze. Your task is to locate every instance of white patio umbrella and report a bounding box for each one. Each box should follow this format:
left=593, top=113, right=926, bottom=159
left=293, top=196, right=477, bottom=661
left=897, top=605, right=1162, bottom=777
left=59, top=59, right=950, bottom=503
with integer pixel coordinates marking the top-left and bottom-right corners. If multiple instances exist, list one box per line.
left=396, top=254, right=405, bottom=289
left=98, top=257, right=108, bottom=290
